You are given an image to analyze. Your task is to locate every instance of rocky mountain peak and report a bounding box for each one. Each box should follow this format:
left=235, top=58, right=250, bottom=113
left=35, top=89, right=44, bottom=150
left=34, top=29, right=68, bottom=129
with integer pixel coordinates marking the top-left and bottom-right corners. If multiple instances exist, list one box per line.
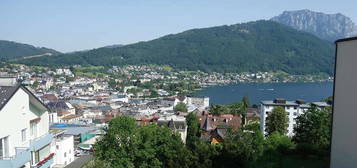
left=271, top=9, right=357, bottom=41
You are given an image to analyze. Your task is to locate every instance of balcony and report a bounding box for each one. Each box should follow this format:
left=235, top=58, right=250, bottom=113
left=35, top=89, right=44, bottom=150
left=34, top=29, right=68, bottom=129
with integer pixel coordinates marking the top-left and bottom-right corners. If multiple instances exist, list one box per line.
left=31, top=153, right=54, bottom=168
left=0, top=147, right=31, bottom=168
left=30, top=133, right=54, bottom=151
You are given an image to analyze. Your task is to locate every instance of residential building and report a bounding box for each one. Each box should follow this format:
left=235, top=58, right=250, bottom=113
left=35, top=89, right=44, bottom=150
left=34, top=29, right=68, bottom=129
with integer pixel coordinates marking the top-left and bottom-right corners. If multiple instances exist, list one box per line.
left=157, top=115, right=187, bottom=143
left=187, top=96, right=209, bottom=110
left=50, top=130, right=74, bottom=168
left=199, top=114, right=241, bottom=144
left=0, top=84, right=54, bottom=168
left=260, top=98, right=330, bottom=136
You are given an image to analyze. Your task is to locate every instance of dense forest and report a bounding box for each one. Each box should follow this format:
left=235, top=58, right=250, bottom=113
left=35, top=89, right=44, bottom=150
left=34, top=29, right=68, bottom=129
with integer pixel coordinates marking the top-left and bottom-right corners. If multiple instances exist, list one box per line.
left=15, top=21, right=335, bottom=75
left=0, top=40, right=60, bottom=61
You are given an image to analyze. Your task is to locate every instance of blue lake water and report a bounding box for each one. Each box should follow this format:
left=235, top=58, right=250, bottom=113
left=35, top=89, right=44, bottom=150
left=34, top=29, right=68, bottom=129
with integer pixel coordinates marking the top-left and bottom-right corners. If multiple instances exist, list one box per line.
left=193, top=82, right=333, bottom=105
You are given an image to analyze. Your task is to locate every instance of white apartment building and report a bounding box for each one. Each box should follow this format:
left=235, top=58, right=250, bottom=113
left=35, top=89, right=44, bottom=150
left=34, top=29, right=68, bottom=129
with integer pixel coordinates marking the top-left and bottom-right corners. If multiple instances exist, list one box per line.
left=260, top=98, right=330, bottom=136
left=50, top=130, right=74, bottom=167
left=0, top=84, right=54, bottom=168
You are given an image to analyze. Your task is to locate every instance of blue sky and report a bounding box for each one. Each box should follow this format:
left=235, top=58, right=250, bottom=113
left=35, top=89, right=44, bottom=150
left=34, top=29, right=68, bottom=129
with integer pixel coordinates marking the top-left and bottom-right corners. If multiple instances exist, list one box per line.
left=1, top=0, right=356, bottom=52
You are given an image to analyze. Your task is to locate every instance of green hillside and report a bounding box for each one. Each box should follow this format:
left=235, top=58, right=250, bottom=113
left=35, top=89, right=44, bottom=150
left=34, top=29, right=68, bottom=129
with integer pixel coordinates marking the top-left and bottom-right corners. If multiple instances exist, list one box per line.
left=15, top=20, right=335, bottom=75
left=0, top=40, right=60, bottom=61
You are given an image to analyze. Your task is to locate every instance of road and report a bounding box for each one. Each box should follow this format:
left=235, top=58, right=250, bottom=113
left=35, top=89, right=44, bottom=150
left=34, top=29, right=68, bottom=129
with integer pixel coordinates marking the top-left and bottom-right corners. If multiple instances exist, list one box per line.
left=65, top=155, right=93, bottom=168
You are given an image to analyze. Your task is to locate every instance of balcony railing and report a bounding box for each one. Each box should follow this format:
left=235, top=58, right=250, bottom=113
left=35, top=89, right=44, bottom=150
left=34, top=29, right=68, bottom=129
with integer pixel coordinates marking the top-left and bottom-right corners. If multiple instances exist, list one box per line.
left=31, top=153, right=55, bottom=168
left=29, top=133, right=54, bottom=151
left=0, top=147, right=31, bottom=168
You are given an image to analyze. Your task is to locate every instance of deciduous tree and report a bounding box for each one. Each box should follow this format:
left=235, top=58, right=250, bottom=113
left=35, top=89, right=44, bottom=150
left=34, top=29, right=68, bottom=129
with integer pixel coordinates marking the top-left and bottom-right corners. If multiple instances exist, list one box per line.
left=265, top=106, right=289, bottom=136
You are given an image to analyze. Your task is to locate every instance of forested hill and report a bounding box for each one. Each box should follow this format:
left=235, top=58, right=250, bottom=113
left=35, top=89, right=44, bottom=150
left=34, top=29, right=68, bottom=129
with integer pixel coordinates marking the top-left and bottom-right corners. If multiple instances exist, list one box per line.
left=0, top=40, right=61, bottom=61
left=15, top=20, right=335, bottom=75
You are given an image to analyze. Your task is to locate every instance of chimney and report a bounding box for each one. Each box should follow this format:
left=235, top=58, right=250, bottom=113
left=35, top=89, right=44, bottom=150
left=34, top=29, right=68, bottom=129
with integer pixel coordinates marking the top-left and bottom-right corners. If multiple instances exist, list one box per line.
left=296, top=99, right=306, bottom=104
left=274, top=98, right=286, bottom=104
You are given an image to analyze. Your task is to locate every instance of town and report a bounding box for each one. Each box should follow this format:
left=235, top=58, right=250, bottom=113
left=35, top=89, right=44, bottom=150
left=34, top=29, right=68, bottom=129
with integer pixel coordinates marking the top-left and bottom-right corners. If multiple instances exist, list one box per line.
left=0, top=63, right=332, bottom=167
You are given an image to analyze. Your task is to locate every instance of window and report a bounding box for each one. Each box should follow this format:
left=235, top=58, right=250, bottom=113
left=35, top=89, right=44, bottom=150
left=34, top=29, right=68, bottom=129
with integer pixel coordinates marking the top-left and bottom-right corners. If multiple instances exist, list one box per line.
left=30, top=122, right=38, bottom=137
left=294, top=106, right=297, bottom=110
left=56, top=145, right=59, bottom=150
left=64, top=152, right=67, bottom=157
left=293, top=112, right=297, bottom=116
left=287, top=106, right=291, bottom=110
left=34, top=151, right=40, bottom=164
left=0, top=136, right=9, bottom=159
left=21, top=129, right=27, bottom=142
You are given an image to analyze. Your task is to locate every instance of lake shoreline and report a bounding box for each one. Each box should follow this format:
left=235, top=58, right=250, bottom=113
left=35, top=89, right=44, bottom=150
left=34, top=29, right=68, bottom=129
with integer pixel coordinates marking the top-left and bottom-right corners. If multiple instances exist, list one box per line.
left=193, top=82, right=333, bottom=105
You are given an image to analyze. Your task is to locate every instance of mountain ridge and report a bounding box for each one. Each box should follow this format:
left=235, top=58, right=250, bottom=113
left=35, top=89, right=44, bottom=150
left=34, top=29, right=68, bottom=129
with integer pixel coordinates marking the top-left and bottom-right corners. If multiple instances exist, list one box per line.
left=0, top=40, right=61, bottom=61
left=14, top=20, right=335, bottom=75
left=271, top=9, right=357, bottom=41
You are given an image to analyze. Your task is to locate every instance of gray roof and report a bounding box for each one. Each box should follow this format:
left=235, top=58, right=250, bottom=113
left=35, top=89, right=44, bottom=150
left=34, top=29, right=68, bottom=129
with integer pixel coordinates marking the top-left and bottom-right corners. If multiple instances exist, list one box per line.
left=0, top=84, right=48, bottom=111
left=158, top=119, right=187, bottom=130
left=311, top=102, right=331, bottom=107
left=202, top=116, right=213, bottom=131
left=51, top=126, right=97, bottom=135
left=261, top=100, right=298, bottom=106
left=0, top=85, right=19, bottom=110
left=261, top=100, right=331, bottom=108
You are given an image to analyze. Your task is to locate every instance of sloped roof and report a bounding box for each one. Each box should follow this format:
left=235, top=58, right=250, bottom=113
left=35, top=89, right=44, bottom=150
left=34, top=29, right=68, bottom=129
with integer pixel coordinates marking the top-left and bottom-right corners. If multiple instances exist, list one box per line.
left=202, top=116, right=213, bottom=131
left=0, top=85, right=19, bottom=110
left=0, top=84, right=49, bottom=111
left=157, top=119, right=187, bottom=130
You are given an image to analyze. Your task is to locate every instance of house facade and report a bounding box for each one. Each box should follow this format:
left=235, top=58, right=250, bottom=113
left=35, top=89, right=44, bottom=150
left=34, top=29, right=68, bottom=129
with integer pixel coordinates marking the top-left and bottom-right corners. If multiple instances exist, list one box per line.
left=157, top=115, right=187, bottom=143
left=0, top=84, right=54, bottom=168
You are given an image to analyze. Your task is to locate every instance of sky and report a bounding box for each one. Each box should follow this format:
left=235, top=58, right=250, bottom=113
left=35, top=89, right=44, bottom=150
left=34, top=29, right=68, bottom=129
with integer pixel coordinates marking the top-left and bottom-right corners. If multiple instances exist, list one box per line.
left=0, top=0, right=356, bottom=52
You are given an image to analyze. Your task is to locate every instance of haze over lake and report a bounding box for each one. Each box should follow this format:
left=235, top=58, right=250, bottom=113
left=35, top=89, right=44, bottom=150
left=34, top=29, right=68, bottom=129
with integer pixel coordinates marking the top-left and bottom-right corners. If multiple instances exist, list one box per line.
left=194, top=82, right=333, bottom=105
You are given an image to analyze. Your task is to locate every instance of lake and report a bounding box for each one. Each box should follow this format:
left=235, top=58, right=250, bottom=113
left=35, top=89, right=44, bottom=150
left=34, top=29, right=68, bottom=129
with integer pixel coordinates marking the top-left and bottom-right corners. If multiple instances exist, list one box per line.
left=193, top=82, right=333, bottom=105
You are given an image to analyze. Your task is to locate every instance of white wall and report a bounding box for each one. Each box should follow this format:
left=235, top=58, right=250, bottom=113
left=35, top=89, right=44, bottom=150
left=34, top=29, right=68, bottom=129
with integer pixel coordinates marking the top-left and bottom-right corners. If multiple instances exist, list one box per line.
left=51, top=135, right=74, bottom=167
left=260, top=104, right=299, bottom=136
left=0, top=88, right=31, bottom=157
left=331, top=39, right=357, bottom=168
left=0, top=87, right=49, bottom=166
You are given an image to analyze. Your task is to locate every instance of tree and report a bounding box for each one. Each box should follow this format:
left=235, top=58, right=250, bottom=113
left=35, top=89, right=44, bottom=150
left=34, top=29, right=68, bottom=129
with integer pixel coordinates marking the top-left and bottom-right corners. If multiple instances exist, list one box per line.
left=216, top=127, right=264, bottom=167
left=65, top=76, right=74, bottom=83
left=94, top=116, right=138, bottom=167
left=228, top=102, right=241, bottom=116
left=242, top=95, right=250, bottom=108
left=240, top=95, right=250, bottom=125
left=210, top=105, right=229, bottom=115
left=135, top=124, right=191, bottom=168
left=255, top=132, right=295, bottom=168
left=264, top=132, right=295, bottom=155
left=32, top=80, right=40, bottom=89
left=174, top=102, right=188, bottom=112
left=185, top=112, right=219, bottom=168
left=265, top=106, right=289, bottom=136
left=293, top=105, right=332, bottom=152
left=323, top=96, right=333, bottom=105
left=186, top=112, right=201, bottom=149
left=94, top=116, right=192, bottom=168
left=108, top=79, right=117, bottom=89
